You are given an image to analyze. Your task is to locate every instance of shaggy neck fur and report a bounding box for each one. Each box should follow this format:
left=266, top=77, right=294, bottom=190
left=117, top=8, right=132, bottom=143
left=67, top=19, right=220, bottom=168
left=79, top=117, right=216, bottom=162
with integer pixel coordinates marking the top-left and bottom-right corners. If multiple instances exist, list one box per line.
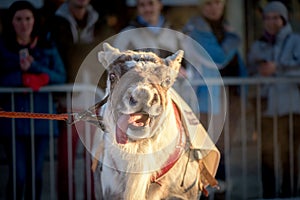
left=103, top=93, right=181, bottom=199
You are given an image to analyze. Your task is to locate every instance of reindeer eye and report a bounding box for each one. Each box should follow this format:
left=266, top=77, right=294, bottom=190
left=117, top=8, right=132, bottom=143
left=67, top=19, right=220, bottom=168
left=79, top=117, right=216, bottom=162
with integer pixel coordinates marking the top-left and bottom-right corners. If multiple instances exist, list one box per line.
left=109, top=73, right=117, bottom=83
left=161, top=76, right=171, bottom=88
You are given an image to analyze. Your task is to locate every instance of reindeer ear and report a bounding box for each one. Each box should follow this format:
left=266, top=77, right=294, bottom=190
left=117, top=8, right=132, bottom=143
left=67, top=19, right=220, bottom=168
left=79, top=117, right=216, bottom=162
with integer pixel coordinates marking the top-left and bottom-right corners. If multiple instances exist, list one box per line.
left=161, top=50, right=184, bottom=89
left=98, top=43, right=122, bottom=69
left=164, top=50, right=184, bottom=73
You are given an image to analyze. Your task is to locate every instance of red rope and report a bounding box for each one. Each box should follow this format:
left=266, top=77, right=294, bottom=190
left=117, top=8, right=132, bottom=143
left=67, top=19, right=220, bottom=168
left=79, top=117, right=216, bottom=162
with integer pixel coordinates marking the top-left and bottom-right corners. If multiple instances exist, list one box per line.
left=0, top=111, right=70, bottom=121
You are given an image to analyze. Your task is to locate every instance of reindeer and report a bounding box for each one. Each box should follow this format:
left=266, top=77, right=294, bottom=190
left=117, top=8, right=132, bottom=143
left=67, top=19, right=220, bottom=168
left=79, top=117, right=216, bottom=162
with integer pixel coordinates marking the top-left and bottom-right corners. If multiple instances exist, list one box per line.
left=86, top=43, right=220, bottom=200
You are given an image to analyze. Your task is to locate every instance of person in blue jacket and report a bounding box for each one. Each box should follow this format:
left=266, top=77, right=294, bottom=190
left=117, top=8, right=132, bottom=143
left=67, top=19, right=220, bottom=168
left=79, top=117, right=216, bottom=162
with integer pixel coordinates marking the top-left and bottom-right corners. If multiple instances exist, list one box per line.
left=183, top=0, right=247, bottom=120
left=0, top=1, right=66, bottom=199
left=183, top=0, right=247, bottom=198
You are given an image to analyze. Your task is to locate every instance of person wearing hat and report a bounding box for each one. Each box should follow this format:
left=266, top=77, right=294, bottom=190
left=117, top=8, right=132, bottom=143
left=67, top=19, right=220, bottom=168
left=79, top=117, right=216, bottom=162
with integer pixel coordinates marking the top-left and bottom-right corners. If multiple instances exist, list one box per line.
left=248, top=1, right=300, bottom=198
left=0, top=1, right=66, bottom=199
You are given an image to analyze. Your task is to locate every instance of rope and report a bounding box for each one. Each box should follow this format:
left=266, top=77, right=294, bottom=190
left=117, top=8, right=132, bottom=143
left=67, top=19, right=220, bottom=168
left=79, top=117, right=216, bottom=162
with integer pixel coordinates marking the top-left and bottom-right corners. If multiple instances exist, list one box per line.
left=0, top=111, right=70, bottom=121
left=0, top=96, right=109, bottom=122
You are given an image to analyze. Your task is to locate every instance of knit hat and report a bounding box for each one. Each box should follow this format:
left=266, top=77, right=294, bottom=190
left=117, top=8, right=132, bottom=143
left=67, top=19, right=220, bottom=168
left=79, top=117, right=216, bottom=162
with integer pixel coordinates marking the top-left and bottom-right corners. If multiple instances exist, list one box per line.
left=263, top=1, right=288, bottom=22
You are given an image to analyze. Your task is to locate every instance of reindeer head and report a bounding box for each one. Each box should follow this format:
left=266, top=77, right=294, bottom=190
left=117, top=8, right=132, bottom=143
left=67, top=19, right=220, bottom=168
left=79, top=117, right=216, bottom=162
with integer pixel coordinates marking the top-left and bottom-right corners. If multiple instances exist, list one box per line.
left=98, top=43, right=184, bottom=144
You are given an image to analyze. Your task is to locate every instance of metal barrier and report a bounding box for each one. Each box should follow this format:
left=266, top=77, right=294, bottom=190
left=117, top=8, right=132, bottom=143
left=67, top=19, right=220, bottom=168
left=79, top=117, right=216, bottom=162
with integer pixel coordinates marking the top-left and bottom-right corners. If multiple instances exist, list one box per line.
left=0, top=78, right=299, bottom=200
left=190, top=77, right=300, bottom=200
left=0, top=84, right=104, bottom=200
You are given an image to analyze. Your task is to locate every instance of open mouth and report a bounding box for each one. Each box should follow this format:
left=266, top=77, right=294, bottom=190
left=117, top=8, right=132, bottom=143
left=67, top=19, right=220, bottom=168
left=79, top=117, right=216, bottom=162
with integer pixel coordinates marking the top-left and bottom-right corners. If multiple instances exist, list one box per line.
left=128, top=112, right=150, bottom=128
left=116, top=112, right=151, bottom=144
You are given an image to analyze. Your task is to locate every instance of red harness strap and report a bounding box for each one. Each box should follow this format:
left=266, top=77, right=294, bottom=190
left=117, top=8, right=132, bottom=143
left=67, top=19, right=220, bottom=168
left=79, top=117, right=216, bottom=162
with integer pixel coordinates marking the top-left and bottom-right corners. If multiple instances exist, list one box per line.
left=150, top=102, right=186, bottom=183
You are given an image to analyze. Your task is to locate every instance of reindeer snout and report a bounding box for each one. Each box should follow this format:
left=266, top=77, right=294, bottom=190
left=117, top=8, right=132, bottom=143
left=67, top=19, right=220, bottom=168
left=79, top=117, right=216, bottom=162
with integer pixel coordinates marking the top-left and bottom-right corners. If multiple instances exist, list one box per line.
left=130, top=86, right=157, bottom=108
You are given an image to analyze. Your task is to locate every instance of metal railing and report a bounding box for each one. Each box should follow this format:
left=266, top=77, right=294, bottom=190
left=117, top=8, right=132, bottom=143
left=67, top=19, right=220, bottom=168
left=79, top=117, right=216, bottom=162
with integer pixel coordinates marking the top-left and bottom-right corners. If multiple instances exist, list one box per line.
left=0, top=84, right=104, bottom=200
left=190, top=77, right=300, bottom=200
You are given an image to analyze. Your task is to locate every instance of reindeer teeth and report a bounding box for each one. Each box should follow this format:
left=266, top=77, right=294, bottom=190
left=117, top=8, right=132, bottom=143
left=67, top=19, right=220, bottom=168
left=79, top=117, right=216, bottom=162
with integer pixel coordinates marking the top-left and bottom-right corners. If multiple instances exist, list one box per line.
left=129, top=113, right=150, bottom=127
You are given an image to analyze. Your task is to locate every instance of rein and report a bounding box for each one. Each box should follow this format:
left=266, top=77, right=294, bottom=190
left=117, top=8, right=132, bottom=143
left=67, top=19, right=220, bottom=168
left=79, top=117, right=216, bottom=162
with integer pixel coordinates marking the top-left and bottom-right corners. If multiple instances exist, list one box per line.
left=0, top=111, right=70, bottom=121
left=0, top=95, right=109, bottom=126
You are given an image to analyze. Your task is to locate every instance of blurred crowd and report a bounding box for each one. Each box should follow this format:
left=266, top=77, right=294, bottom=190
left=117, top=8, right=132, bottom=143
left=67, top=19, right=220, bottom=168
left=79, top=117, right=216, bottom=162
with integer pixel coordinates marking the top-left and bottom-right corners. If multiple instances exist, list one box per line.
left=0, top=0, right=300, bottom=199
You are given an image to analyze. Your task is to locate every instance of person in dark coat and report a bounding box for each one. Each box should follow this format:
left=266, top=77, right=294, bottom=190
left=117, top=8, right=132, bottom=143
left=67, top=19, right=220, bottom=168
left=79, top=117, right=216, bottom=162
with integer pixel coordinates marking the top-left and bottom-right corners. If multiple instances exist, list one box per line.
left=0, top=1, right=66, bottom=199
left=49, top=0, right=114, bottom=199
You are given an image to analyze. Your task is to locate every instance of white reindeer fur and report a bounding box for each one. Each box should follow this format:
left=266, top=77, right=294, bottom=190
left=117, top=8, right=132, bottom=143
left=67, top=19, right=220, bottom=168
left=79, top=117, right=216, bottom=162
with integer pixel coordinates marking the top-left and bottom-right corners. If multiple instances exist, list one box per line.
left=101, top=91, right=181, bottom=199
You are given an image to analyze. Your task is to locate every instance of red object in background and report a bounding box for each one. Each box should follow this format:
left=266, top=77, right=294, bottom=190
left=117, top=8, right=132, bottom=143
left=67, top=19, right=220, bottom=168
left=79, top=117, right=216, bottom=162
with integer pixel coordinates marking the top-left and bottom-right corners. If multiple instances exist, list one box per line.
left=22, top=73, right=50, bottom=91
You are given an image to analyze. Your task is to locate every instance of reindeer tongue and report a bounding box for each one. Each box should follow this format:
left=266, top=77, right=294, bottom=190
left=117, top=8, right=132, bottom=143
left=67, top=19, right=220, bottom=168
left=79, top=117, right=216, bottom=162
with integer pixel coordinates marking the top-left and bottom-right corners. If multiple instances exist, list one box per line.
left=116, top=113, right=149, bottom=144
left=116, top=114, right=129, bottom=144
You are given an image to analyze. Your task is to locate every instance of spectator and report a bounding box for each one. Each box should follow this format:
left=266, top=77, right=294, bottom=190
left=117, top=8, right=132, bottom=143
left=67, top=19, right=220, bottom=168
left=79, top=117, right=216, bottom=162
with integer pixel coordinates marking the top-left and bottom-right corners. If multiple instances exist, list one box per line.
left=49, top=0, right=114, bottom=199
left=248, top=1, right=300, bottom=198
left=50, top=0, right=112, bottom=84
left=182, top=0, right=247, bottom=198
left=113, top=0, right=198, bottom=112
left=113, top=0, right=176, bottom=54
left=0, top=1, right=66, bottom=199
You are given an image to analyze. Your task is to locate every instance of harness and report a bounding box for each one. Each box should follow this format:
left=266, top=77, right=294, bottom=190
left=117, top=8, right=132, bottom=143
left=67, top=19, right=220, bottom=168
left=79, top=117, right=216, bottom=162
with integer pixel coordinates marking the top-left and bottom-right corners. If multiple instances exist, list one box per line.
left=150, top=102, right=186, bottom=184
left=89, top=94, right=219, bottom=196
left=148, top=100, right=219, bottom=196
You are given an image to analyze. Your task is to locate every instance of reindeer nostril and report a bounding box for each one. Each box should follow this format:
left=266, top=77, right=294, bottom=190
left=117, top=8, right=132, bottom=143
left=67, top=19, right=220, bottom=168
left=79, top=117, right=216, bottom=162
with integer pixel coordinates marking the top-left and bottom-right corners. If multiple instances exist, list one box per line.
left=151, top=93, right=159, bottom=105
left=129, top=96, right=138, bottom=106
